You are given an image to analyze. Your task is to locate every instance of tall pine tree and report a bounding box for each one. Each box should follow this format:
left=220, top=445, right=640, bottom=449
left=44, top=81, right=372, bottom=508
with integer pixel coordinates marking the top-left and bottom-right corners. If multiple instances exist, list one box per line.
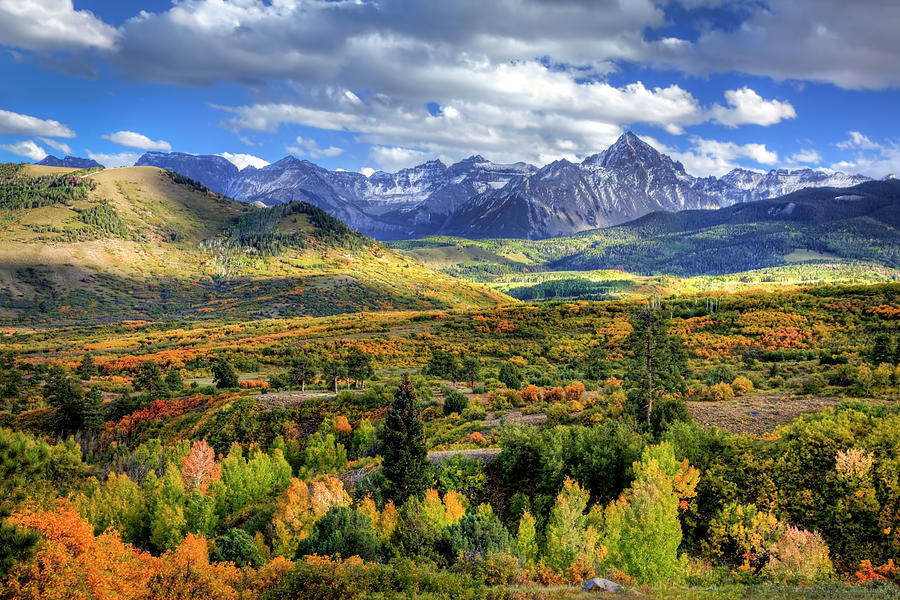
left=381, top=374, right=428, bottom=504
left=623, top=307, right=688, bottom=427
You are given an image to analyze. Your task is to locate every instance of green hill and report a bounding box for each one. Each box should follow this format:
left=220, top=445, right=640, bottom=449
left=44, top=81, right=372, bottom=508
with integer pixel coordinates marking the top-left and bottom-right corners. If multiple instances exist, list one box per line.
left=392, top=181, right=900, bottom=299
left=0, top=163, right=509, bottom=322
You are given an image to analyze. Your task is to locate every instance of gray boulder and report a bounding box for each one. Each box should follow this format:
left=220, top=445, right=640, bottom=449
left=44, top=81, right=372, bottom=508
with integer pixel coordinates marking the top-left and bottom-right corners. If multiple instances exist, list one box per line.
left=582, top=577, right=623, bottom=593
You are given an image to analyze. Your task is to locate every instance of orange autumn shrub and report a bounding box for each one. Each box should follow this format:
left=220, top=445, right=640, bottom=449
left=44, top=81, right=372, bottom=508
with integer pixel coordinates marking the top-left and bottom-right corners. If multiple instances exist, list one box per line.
left=543, top=387, right=566, bottom=404
left=855, top=559, right=898, bottom=583
left=333, top=415, right=353, bottom=436
left=148, top=533, right=244, bottom=600
left=468, top=431, right=486, bottom=445
left=5, top=502, right=158, bottom=600
left=239, top=379, right=270, bottom=389
left=565, top=381, right=586, bottom=402
left=518, top=384, right=543, bottom=404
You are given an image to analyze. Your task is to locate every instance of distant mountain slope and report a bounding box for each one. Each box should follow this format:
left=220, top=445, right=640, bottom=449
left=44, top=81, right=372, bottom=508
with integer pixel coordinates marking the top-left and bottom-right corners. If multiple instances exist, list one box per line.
left=36, top=155, right=104, bottom=169
left=394, top=180, right=900, bottom=278
left=135, top=133, right=870, bottom=240
left=0, top=163, right=507, bottom=323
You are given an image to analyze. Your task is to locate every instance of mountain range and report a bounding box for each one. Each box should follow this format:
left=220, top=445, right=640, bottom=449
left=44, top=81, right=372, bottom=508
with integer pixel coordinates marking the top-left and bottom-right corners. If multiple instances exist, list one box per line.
left=134, top=132, right=870, bottom=240
left=37, top=155, right=104, bottom=169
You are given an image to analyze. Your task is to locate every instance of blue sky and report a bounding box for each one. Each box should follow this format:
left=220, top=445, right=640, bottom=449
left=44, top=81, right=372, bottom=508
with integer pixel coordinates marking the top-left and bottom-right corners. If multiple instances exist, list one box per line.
left=1, top=0, right=899, bottom=177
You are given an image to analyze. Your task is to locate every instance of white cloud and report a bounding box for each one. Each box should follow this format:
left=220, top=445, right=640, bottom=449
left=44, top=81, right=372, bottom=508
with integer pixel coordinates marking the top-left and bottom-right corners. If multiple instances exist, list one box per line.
left=285, top=136, right=344, bottom=158
left=831, top=131, right=900, bottom=178
left=115, top=0, right=665, bottom=87
left=218, top=152, right=269, bottom=170
left=788, top=149, right=822, bottom=164
left=86, top=151, right=140, bottom=168
left=663, top=136, right=779, bottom=177
left=709, top=88, right=796, bottom=128
left=0, top=139, right=47, bottom=161
left=0, top=109, right=75, bottom=138
left=369, top=146, right=430, bottom=171
left=38, top=137, right=72, bottom=156
left=217, top=64, right=715, bottom=167
left=837, top=131, right=881, bottom=151
left=102, top=130, right=171, bottom=151
left=0, top=0, right=119, bottom=51
left=651, top=1, right=900, bottom=90
left=360, top=167, right=375, bottom=177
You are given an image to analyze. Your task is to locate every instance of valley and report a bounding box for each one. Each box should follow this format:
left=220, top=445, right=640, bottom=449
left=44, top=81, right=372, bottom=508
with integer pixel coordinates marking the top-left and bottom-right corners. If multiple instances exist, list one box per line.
left=1, top=132, right=898, bottom=600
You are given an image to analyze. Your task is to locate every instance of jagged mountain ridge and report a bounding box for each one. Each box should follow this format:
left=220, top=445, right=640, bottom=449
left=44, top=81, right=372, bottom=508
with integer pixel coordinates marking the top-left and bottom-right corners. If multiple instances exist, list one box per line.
left=135, top=133, right=871, bottom=240
left=36, top=155, right=104, bottom=169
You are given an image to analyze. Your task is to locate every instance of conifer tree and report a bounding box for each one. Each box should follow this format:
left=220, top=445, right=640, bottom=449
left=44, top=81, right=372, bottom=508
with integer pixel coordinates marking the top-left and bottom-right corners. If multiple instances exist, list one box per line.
left=76, top=353, right=98, bottom=380
left=134, top=361, right=166, bottom=395
left=623, top=307, right=688, bottom=427
left=81, top=388, right=106, bottom=431
left=164, top=368, right=184, bottom=392
left=381, top=374, right=428, bottom=504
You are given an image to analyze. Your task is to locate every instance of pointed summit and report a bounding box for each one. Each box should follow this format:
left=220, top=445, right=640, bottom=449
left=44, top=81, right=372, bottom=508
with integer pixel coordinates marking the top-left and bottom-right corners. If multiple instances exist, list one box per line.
left=588, top=131, right=666, bottom=169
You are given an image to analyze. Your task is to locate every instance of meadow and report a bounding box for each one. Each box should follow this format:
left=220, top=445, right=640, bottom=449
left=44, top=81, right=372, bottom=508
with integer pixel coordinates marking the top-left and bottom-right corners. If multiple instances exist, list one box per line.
left=1, top=281, right=899, bottom=599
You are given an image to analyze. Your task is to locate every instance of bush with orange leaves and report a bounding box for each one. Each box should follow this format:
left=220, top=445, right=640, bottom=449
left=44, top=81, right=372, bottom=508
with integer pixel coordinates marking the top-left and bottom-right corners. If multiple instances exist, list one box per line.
left=468, top=431, right=487, bottom=446
left=3, top=503, right=290, bottom=600
left=543, top=387, right=566, bottom=404
left=146, top=533, right=245, bottom=600
left=333, top=415, right=352, bottom=436
left=239, top=379, right=270, bottom=389
left=518, top=384, right=543, bottom=404
left=855, top=559, right=898, bottom=583
left=4, top=502, right=158, bottom=600
left=565, top=381, right=586, bottom=402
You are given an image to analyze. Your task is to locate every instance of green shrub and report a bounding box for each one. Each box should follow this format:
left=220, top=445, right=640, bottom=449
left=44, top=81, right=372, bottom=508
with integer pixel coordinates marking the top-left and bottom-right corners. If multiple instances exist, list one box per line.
left=299, top=506, right=380, bottom=561
left=442, top=508, right=513, bottom=561
left=210, top=528, right=263, bottom=567
left=443, top=389, right=469, bottom=416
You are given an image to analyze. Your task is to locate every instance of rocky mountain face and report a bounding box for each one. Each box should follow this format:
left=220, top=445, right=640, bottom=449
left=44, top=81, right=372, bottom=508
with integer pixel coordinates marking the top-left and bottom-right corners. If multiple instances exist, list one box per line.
left=36, top=155, right=104, bottom=169
left=134, top=133, right=871, bottom=240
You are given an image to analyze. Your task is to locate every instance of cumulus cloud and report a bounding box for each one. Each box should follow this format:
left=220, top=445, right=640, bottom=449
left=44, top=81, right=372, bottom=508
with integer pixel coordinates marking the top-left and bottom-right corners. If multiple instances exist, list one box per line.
left=102, top=130, right=171, bottom=151
left=651, top=0, right=900, bottom=90
left=216, top=65, right=723, bottom=167
left=368, top=147, right=430, bottom=171
left=709, top=88, right=796, bottom=128
left=87, top=151, right=140, bottom=168
left=285, top=136, right=344, bottom=158
left=0, top=139, right=47, bottom=161
left=788, top=149, right=822, bottom=164
left=831, top=131, right=900, bottom=178
left=656, top=136, right=779, bottom=177
left=0, top=0, right=119, bottom=51
left=360, top=167, right=376, bottom=177
left=218, top=152, right=269, bottom=170
left=837, top=131, right=881, bottom=151
left=37, top=137, right=73, bottom=156
left=0, top=109, right=75, bottom=138
left=114, top=0, right=663, bottom=87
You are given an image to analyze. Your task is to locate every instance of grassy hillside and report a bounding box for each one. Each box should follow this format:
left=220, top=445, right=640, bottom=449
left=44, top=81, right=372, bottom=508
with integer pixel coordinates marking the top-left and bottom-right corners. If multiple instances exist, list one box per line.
left=0, top=163, right=508, bottom=322
left=392, top=181, right=900, bottom=300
